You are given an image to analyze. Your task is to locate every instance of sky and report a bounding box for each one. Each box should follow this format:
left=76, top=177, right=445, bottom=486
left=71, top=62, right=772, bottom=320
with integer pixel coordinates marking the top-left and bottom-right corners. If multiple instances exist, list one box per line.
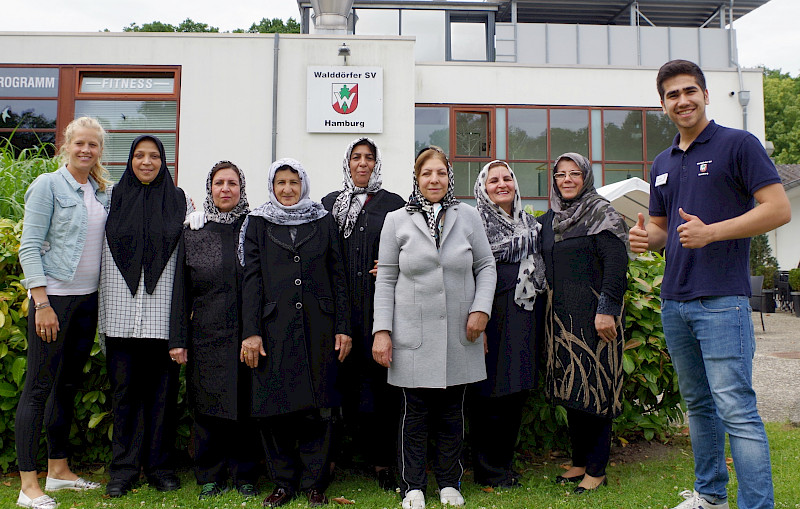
left=1, top=0, right=798, bottom=76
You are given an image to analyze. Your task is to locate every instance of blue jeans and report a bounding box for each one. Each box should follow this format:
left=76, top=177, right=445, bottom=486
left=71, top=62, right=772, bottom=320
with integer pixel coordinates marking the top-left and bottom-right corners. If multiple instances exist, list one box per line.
left=662, top=297, right=773, bottom=509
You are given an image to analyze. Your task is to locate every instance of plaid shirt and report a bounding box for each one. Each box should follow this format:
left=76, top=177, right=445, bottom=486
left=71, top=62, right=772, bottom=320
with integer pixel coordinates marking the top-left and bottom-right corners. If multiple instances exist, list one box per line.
left=98, top=191, right=192, bottom=340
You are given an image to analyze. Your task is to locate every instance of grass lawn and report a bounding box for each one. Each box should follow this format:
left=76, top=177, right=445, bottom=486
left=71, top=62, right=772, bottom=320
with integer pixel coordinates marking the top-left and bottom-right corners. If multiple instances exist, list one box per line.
left=2, top=422, right=798, bottom=508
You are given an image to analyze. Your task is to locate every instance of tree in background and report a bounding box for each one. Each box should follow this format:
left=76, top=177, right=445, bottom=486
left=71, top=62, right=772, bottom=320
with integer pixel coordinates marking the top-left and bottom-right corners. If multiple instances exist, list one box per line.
left=121, top=17, right=299, bottom=34
left=763, top=68, right=800, bottom=164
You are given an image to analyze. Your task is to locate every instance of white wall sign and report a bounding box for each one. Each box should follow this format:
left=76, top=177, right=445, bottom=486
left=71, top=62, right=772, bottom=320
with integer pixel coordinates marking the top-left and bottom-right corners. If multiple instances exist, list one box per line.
left=307, top=66, right=383, bottom=133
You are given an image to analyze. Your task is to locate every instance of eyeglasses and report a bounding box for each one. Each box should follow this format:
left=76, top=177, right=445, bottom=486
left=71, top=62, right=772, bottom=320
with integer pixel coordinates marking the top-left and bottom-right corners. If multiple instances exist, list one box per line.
left=553, top=170, right=583, bottom=181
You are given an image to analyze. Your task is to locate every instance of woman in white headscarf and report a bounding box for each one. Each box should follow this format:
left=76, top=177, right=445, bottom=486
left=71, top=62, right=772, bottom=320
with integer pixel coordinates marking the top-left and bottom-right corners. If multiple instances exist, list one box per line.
left=322, top=138, right=405, bottom=490
left=470, top=160, right=546, bottom=488
left=240, top=158, right=352, bottom=508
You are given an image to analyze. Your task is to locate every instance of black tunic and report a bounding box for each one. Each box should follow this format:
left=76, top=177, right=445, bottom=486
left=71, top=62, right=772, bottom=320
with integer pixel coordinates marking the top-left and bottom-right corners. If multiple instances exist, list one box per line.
left=241, top=214, right=351, bottom=418
left=321, top=189, right=405, bottom=363
left=539, top=210, right=628, bottom=418
left=170, top=218, right=246, bottom=420
left=474, top=261, right=544, bottom=398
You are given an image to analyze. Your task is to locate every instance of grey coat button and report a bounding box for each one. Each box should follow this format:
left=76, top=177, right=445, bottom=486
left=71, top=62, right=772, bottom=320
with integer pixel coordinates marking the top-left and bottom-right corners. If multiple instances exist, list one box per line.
left=294, top=255, right=300, bottom=262
left=295, top=302, right=303, bottom=309
left=295, top=279, right=301, bottom=285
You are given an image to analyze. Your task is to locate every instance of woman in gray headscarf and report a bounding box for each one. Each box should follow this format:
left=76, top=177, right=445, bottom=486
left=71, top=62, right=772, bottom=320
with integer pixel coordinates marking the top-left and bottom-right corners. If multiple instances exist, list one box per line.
left=240, top=158, right=351, bottom=508
left=322, top=138, right=405, bottom=490
left=538, top=152, right=629, bottom=494
left=469, top=160, right=546, bottom=488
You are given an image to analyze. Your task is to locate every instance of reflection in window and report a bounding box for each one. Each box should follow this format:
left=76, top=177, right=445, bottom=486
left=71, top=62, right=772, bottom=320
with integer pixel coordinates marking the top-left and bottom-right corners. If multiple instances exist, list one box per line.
left=604, top=163, right=644, bottom=185
left=75, top=101, right=177, bottom=130
left=0, top=100, right=57, bottom=129
left=415, top=107, right=449, bottom=155
left=550, top=109, right=589, bottom=159
left=604, top=110, right=643, bottom=161
left=452, top=161, right=483, bottom=197
left=455, top=111, right=488, bottom=157
left=0, top=132, right=56, bottom=156
left=355, top=9, right=399, bottom=35
left=646, top=111, right=676, bottom=160
left=511, top=162, right=549, bottom=198
left=508, top=109, right=547, bottom=160
left=450, top=22, right=486, bottom=61
left=402, top=10, right=445, bottom=61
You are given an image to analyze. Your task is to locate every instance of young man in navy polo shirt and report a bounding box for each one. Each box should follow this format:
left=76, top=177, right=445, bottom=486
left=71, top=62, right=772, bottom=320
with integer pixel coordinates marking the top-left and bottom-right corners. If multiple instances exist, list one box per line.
left=629, top=60, right=790, bottom=509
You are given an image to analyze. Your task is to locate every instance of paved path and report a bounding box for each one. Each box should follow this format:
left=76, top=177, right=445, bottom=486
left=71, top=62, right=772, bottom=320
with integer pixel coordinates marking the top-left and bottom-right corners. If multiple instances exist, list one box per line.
left=752, top=309, right=800, bottom=422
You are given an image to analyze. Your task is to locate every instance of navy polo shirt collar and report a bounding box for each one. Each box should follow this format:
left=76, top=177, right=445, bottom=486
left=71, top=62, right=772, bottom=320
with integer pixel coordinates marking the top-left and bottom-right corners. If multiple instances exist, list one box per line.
left=669, top=120, right=719, bottom=154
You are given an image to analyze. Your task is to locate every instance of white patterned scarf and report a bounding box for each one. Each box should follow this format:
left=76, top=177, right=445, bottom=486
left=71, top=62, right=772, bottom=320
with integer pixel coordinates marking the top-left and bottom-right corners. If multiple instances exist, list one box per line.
left=405, top=147, right=459, bottom=247
left=237, top=158, right=328, bottom=265
left=474, top=160, right=546, bottom=310
left=202, top=161, right=250, bottom=224
left=331, top=138, right=383, bottom=238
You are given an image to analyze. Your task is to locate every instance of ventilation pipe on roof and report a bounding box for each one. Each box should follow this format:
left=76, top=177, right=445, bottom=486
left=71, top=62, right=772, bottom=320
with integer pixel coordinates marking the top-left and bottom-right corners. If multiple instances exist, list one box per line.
left=729, top=0, right=750, bottom=131
left=310, top=0, right=355, bottom=34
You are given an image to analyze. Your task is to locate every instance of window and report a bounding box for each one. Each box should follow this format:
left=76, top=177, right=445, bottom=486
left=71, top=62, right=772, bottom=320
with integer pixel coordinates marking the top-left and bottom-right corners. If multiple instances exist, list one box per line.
left=416, top=104, right=668, bottom=199
left=73, top=68, right=180, bottom=182
left=0, top=67, right=59, bottom=155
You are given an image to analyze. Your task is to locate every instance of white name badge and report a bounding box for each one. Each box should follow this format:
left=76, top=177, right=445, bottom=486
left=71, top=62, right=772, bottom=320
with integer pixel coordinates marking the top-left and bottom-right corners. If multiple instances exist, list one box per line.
left=655, top=173, right=668, bottom=187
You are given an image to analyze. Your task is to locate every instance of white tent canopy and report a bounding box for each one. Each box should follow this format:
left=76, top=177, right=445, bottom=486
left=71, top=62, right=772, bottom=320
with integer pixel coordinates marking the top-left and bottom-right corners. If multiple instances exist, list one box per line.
left=597, top=177, right=650, bottom=227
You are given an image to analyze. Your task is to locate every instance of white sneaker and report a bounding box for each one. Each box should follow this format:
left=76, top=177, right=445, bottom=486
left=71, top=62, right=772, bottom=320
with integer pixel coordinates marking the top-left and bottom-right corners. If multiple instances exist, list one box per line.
left=402, top=489, right=426, bottom=509
left=45, top=477, right=101, bottom=491
left=17, top=490, right=58, bottom=509
left=439, top=486, right=465, bottom=507
left=671, top=490, right=730, bottom=509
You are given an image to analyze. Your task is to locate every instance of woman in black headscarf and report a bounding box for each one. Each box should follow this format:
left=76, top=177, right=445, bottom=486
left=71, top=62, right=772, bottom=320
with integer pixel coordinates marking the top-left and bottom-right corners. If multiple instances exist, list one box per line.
left=321, top=138, right=404, bottom=489
left=538, top=152, right=629, bottom=494
left=240, top=158, right=351, bottom=508
left=470, top=160, right=546, bottom=488
left=170, top=161, right=261, bottom=500
left=99, top=135, right=192, bottom=498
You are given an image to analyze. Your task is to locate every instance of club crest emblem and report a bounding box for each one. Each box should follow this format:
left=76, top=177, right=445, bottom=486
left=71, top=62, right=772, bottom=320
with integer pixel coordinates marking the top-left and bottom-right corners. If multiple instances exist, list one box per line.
left=696, top=160, right=712, bottom=176
left=332, top=83, right=358, bottom=114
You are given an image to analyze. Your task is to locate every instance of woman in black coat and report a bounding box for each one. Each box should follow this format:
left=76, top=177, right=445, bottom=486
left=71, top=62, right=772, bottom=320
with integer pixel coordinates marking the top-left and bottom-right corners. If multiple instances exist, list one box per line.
left=241, top=158, right=352, bottom=508
left=321, top=138, right=404, bottom=489
left=170, top=161, right=260, bottom=500
left=470, top=160, right=547, bottom=488
left=539, top=152, right=628, bottom=494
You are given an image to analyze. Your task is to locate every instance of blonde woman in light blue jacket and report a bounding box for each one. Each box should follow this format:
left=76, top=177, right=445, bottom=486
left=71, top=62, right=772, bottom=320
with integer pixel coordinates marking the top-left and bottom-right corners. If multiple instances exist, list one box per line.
left=16, top=117, right=109, bottom=509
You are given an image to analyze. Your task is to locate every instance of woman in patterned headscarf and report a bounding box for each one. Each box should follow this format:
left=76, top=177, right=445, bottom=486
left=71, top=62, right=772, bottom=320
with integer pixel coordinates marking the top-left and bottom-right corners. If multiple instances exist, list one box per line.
left=469, top=160, right=546, bottom=488
left=321, top=138, right=405, bottom=490
left=170, top=161, right=261, bottom=500
left=372, top=146, right=496, bottom=509
left=240, top=158, right=351, bottom=508
left=538, top=152, right=629, bottom=494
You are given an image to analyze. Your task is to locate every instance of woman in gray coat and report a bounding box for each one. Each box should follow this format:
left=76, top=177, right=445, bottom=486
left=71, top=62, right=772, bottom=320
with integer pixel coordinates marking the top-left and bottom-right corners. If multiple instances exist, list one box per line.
left=372, top=146, right=496, bottom=509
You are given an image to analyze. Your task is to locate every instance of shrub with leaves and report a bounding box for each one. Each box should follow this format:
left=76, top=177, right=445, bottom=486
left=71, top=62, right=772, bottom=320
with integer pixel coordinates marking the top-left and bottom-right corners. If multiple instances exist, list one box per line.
left=0, top=140, right=59, bottom=221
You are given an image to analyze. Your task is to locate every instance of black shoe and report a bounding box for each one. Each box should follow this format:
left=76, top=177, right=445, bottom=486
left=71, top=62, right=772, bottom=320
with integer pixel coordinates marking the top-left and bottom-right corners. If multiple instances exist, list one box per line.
left=237, top=483, right=259, bottom=497
left=573, top=477, right=607, bottom=494
left=377, top=468, right=398, bottom=491
left=149, top=474, right=181, bottom=492
left=555, top=474, right=584, bottom=484
left=263, top=487, right=294, bottom=507
left=494, top=475, right=522, bottom=488
left=106, top=479, right=132, bottom=498
left=307, top=488, right=328, bottom=507
left=198, top=482, right=228, bottom=500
